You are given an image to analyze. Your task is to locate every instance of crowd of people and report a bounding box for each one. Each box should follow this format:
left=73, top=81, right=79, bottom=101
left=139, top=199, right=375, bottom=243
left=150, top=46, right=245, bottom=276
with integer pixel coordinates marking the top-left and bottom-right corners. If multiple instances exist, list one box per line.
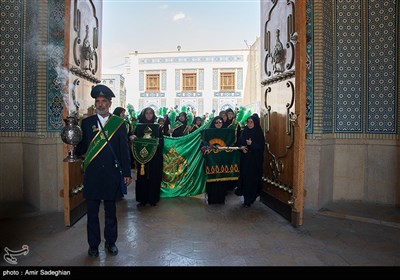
left=72, top=84, right=265, bottom=258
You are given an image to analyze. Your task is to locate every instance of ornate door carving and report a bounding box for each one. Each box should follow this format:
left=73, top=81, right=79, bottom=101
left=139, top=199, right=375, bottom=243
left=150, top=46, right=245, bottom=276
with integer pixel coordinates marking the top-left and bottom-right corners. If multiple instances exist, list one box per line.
left=260, top=0, right=306, bottom=227
left=61, top=0, right=102, bottom=226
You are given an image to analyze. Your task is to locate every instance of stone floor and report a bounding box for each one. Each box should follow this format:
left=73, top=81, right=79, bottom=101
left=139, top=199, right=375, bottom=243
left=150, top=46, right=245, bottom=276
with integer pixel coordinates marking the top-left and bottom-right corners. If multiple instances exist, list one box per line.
left=1, top=189, right=400, bottom=268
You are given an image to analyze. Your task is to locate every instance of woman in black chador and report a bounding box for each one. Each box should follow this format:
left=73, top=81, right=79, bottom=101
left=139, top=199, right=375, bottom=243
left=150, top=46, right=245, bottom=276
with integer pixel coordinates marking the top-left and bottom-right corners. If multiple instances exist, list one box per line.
left=203, top=116, right=229, bottom=204
left=224, top=108, right=241, bottom=190
left=236, top=113, right=265, bottom=208
left=189, top=116, right=202, bottom=133
left=134, top=107, right=164, bottom=207
left=171, top=112, right=190, bottom=137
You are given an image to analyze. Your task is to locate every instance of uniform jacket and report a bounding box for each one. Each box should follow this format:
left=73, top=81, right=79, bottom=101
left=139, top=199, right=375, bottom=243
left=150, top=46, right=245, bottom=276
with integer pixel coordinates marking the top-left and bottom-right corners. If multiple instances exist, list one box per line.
left=75, top=114, right=131, bottom=200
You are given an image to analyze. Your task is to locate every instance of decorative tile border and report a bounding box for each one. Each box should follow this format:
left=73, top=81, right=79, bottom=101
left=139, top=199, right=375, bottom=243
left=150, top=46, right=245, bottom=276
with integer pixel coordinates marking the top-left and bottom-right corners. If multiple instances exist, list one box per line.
left=322, top=0, right=334, bottom=133
left=366, top=0, right=397, bottom=133
left=140, top=92, right=165, bottom=97
left=237, top=69, right=243, bottom=90
left=139, top=55, right=243, bottom=64
left=214, top=92, right=241, bottom=97
left=176, top=92, right=202, bottom=97
left=47, top=0, right=65, bottom=131
left=0, top=0, right=23, bottom=131
left=24, top=0, right=38, bottom=131
left=161, top=70, right=166, bottom=91
left=139, top=71, right=144, bottom=91
left=335, top=0, right=363, bottom=133
left=306, top=0, right=314, bottom=134
left=199, top=69, right=204, bottom=90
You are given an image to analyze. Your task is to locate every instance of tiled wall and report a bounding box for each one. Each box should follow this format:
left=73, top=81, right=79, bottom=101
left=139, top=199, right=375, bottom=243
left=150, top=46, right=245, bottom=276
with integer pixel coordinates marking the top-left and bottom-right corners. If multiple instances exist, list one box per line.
left=0, top=0, right=64, bottom=135
left=0, top=0, right=23, bottom=131
left=305, top=0, right=399, bottom=209
left=308, top=0, right=398, bottom=137
left=0, top=0, right=64, bottom=211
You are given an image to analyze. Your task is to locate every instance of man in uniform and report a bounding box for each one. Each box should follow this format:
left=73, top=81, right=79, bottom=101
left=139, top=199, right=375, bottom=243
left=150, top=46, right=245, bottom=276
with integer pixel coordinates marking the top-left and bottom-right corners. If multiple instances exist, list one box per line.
left=74, top=84, right=132, bottom=257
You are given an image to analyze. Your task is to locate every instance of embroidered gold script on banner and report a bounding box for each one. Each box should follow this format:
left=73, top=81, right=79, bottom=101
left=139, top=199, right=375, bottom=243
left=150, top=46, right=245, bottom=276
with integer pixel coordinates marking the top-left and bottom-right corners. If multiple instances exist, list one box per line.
left=162, top=147, right=188, bottom=189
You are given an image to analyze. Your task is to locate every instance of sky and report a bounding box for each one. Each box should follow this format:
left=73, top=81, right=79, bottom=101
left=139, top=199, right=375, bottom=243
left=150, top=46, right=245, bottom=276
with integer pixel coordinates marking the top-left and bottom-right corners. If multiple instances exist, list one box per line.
left=102, top=0, right=260, bottom=72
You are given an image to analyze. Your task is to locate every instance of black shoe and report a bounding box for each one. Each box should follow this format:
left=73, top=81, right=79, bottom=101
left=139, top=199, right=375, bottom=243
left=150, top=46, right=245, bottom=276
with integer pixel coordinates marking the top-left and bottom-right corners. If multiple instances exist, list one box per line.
left=88, top=247, right=99, bottom=258
left=105, top=243, right=118, bottom=256
left=137, top=202, right=146, bottom=207
left=150, top=203, right=157, bottom=206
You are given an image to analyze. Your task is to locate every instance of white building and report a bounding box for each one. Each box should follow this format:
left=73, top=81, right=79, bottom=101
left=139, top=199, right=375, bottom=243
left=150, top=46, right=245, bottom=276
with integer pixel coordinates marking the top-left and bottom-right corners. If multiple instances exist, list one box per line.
left=124, top=49, right=251, bottom=116
left=101, top=73, right=127, bottom=112
left=243, top=36, right=262, bottom=114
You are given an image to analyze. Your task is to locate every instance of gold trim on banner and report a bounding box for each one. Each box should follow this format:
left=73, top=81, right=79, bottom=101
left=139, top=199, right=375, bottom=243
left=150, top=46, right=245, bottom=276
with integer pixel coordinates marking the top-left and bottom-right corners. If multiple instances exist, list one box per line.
left=132, top=138, right=159, bottom=175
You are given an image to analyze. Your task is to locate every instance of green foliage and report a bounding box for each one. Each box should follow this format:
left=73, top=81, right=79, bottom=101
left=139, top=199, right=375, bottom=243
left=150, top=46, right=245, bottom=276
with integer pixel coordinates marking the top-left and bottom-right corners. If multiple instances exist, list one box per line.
left=236, top=106, right=246, bottom=123
left=187, top=111, right=194, bottom=125
left=168, top=109, right=177, bottom=128
left=127, top=104, right=135, bottom=118
left=239, top=109, right=252, bottom=126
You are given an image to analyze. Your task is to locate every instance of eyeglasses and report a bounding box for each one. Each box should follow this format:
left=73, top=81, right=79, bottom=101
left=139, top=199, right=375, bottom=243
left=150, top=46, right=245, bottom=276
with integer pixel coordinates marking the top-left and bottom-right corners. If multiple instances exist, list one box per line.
left=215, top=121, right=223, bottom=124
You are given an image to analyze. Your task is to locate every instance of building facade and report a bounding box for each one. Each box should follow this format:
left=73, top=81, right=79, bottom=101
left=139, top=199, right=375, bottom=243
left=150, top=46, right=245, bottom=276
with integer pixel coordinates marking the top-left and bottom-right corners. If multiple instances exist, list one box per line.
left=0, top=0, right=398, bottom=215
left=101, top=73, right=127, bottom=112
left=124, top=49, right=250, bottom=116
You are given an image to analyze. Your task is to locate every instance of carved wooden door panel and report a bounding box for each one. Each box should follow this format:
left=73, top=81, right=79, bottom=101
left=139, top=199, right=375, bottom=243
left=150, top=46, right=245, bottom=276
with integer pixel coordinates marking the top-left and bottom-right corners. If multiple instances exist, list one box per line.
left=61, top=0, right=102, bottom=226
left=260, top=0, right=306, bottom=227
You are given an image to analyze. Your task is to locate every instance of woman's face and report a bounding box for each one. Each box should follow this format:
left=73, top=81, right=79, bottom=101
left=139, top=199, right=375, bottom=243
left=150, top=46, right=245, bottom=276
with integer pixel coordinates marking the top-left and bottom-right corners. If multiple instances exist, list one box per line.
left=246, top=118, right=254, bottom=129
left=221, top=114, right=227, bottom=122
left=195, top=119, right=202, bottom=125
left=179, top=114, right=186, bottom=122
left=145, top=109, right=154, bottom=121
left=214, top=119, right=223, bottom=128
left=227, top=111, right=235, bottom=120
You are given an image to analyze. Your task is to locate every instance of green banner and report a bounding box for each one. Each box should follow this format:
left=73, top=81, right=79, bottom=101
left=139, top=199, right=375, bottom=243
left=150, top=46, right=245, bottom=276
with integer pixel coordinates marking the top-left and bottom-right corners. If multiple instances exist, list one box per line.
left=202, top=129, right=240, bottom=182
left=203, top=149, right=240, bottom=182
left=161, top=120, right=211, bottom=197
left=132, top=137, right=159, bottom=175
left=201, top=128, right=236, bottom=147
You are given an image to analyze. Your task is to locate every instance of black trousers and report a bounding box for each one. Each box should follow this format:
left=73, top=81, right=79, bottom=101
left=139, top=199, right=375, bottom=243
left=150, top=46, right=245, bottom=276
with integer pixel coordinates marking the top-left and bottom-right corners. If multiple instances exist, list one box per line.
left=86, top=200, right=117, bottom=248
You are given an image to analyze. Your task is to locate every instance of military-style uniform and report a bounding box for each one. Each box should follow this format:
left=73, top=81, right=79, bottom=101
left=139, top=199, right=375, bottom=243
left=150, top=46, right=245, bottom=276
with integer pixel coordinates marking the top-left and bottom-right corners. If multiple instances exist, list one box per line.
left=75, top=84, right=131, bottom=256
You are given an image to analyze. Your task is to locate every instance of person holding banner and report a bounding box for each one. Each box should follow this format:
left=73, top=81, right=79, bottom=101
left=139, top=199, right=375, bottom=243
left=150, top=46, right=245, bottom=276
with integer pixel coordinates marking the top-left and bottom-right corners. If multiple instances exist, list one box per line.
left=223, top=108, right=241, bottom=191
left=235, top=113, right=265, bottom=208
left=202, top=116, right=240, bottom=204
left=74, top=84, right=132, bottom=257
left=132, top=107, right=164, bottom=207
left=218, top=111, right=227, bottom=128
left=189, top=116, right=203, bottom=133
left=170, top=112, right=190, bottom=137
left=113, top=107, right=135, bottom=170
left=225, top=108, right=241, bottom=141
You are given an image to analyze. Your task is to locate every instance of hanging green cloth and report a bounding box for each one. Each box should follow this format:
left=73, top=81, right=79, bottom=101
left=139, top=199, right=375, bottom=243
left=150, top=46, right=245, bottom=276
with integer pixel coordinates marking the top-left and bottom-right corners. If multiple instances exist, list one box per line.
left=161, top=120, right=210, bottom=197
left=202, top=128, right=240, bottom=182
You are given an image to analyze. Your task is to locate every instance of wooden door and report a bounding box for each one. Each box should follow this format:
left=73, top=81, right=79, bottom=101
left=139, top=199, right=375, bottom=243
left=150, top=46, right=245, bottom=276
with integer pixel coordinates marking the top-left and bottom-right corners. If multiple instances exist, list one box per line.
left=260, top=0, right=306, bottom=227
left=60, top=0, right=102, bottom=226
left=61, top=161, right=86, bottom=226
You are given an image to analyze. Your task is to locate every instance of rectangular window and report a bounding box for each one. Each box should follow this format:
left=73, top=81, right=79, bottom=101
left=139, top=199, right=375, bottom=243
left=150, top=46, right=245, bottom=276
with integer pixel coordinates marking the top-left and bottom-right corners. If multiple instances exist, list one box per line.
left=182, top=73, right=197, bottom=92
left=220, top=72, right=235, bottom=91
left=146, top=74, right=160, bottom=92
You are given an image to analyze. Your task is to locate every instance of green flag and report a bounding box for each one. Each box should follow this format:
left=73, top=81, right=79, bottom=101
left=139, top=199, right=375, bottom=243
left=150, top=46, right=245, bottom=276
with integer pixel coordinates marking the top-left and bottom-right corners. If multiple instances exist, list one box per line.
left=202, top=128, right=240, bottom=182
left=161, top=120, right=210, bottom=197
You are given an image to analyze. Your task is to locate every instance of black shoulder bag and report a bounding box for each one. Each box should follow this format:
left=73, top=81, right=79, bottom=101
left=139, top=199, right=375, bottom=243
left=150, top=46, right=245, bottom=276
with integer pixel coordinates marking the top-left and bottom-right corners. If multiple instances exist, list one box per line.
left=97, top=116, right=127, bottom=195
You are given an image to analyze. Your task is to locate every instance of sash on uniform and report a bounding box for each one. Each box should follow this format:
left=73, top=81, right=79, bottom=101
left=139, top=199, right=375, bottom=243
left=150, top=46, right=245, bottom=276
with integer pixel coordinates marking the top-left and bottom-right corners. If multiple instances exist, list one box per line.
left=132, top=123, right=159, bottom=175
left=83, top=115, right=124, bottom=171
